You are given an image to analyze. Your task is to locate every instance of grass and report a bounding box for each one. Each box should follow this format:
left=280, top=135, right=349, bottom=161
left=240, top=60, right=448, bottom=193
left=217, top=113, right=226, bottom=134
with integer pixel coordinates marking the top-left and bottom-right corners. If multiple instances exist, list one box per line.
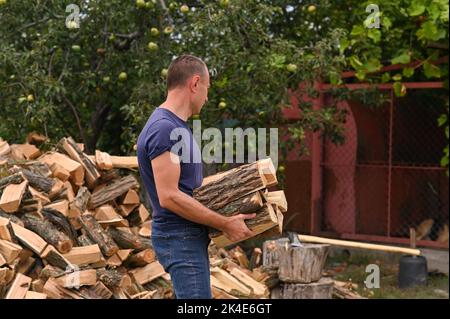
left=326, top=252, right=449, bottom=299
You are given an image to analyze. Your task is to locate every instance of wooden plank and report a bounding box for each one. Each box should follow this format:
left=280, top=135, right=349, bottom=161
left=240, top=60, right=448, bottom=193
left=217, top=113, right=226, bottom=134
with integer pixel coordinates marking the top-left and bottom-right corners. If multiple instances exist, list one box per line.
left=62, top=244, right=103, bottom=266
left=0, top=180, right=28, bottom=213
left=5, top=273, right=32, bottom=299
left=129, top=261, right=166, bottom=285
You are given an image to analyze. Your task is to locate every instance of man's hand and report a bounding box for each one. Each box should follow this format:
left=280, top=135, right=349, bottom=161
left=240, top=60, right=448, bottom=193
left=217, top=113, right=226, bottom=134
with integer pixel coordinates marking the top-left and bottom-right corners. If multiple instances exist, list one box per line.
left=221, top=213, right=256, bottom=242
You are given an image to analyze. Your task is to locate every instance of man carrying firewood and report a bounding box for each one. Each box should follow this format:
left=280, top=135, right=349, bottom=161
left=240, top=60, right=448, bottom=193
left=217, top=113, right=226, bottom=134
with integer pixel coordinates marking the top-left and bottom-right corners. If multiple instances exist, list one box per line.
left=137, top=55, right=255, bottom=299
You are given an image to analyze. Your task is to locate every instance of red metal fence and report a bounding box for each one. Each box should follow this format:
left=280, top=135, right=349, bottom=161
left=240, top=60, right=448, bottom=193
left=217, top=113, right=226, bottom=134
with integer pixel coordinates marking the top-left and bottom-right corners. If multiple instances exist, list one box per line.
left=283, top=77, right=448, bottom=249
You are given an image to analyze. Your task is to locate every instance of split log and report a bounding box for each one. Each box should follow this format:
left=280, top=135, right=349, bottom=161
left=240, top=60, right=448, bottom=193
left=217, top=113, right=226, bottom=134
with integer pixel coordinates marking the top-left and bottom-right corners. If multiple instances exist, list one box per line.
left=264, top=190, right=288, bottom=213
left=22, top=169, right=53, bottom=194
left=271, top=278, right=334, bottom=299
left=0, top=172, right=24, bottom=190
left=194, top=158, right=277, bottom=211
left=210, top=267, right=252, bottom=297
left=109, top=227, right=152, bottom=251
left=40, top=245, right=74, bottom=270
left=95, top=205, right=129, bottom=227
left=229, top=267, right=269, bottom=297
left=59, top=137, right=100, bottom=187
left=62, top=245, right=103, bottom=266
left=26, top=132, right=47, bottom=145
left=10, top=222, right=48, bottom=255
left=28, top=186, right=50, bottom=205
left=0, top=239, right=22, bottom=263
left=5, top=273, right=32, bottom=299
left=97, top=269, right=131, bottom=289
left=21, top=214, right=73, bottom=254
left=249, top=247, right=262, bottom=270
left=0, top=217, right=12, bottom=241
left=122, top=189, right=140, bottom=205
left=129, top=261, right=166, bottom=285
left=80, top=281, right=113, bottom=299
left=210, top=203, right=280, bottom=248
left=77, top=234, right=95, bottom=247
left=124, top=249, right=156, bottom=267
left=38, top=152, right=85, bottom=186
left=88, top=175, right=139, bottom=209
left=50, top=163, right=70, bottom=182
left=56, top=269, right=97, bottom=288
left=278, top=244, right=330, bottom=283
left=69, top=186, right=91, bottom=218
left=78, top=213, right=119, bottom=257
left=0, top=180, right=28, bottom=213
left=43, top=200, right=69, bottom=217
left=25, top=291, right=47, bottom=299
left=95, top=150, right=113, bottom=170
left=43, top=277, right=84, bottom=299
left=42, top=208, right=78, bottom=244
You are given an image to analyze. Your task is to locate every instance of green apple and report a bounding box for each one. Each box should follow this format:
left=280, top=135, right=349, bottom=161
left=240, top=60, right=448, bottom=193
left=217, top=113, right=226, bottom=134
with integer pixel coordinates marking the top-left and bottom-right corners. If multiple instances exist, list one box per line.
left=180, top=4, right=189, bottom=13
left=307, top=5, right=316, bottom=13
left=71, top=45, right=81, bottom=52
left=278, top=165, right=285, bottom=173
left=219, top=0, right=229, bottom=8
left=164, top=26, right=174, bottom=35
left=136, top=0, right=146, bottom=9
left=145, top=1, right=154, bottom=9
left=218, top=101, right=227, bottom=109
left=150, top=27, right=160, bottom=37
left=18, top=96, right=27, bottom=104
left=286, top=63, right=298, bottom=73
left=161, top=68, right=168, bottom=77
left=169, top=2, right=177, bottom=10
left=0, top=0, right=7, bottom=6
left=108, top=34, right=116, bottom=42
left=147, top=41, right=158, bottom=51
left=27, top=94, right=35, bottom=102
left=118, top=72, right=127, bottom=81
left=102, top=76, right=110, bottom=83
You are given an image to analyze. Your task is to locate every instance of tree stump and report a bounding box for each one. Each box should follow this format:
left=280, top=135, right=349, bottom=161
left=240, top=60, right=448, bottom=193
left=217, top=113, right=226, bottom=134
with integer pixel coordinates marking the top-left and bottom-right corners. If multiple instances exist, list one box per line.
left=278, top=244, right=330, bottom=283
left=271, top=278, right=333, bottom=299
left=262, top=237, right=289, bottom=270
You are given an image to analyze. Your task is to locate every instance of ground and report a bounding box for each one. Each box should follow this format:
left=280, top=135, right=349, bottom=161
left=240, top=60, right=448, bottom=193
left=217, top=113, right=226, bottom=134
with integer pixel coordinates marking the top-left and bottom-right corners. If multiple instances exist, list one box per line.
left=326, top=252, right=449, bottom=299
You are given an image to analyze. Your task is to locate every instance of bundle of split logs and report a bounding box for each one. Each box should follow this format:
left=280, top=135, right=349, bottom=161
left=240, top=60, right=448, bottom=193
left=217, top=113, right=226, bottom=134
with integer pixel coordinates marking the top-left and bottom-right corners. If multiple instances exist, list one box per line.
left=193, top=158, right=287, bottom=248
left=0, top=134, right=275, bottom=299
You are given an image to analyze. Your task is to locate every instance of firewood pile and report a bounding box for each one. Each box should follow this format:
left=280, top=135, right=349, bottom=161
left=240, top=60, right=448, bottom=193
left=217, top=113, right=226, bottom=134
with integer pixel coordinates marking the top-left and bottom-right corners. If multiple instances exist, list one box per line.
left=0, top=134, right=280, bottom=299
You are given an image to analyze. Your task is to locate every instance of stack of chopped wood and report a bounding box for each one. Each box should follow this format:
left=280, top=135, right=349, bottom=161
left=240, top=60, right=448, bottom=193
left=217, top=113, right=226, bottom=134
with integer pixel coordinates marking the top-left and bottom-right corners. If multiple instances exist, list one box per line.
left=0, top=134, right=283, bottom=300
left=0, top=135, right=172, bottom=299
left=194, top=158, right=287, bottom=248
left=207, top=244, right=277, bottom=299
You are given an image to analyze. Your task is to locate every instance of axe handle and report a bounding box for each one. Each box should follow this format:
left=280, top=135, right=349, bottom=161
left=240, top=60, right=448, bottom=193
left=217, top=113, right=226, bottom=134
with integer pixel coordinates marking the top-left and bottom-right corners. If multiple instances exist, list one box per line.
left=298, top=235, right=421, bottom=256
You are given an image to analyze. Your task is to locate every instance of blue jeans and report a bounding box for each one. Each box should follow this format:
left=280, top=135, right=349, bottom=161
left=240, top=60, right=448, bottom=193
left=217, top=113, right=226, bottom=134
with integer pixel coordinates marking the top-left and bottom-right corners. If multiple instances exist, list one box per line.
left=151, top=222, right=212, bottom=299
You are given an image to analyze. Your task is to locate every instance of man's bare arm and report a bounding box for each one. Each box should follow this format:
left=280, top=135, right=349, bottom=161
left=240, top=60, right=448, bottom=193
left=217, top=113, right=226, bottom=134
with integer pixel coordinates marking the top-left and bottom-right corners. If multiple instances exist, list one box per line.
left=151, top=151, right=255, bottom=241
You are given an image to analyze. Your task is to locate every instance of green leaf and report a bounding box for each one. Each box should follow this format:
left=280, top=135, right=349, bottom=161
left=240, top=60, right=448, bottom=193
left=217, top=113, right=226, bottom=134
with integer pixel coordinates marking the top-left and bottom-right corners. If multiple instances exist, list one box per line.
left=408, top=0, right=426, bottom=16
left=392, top=73, right=402, bottom=81
left=381, top=72, right=391, bottom=83
left=427, top=3, right=441, bottom=21
left=438, top=114, right=448, bottom=126
left=339, top=38, right=349, bottom=54
left=349, top=55, right=363, bottom=69
left=364, top=58, right=382, bottom=73
left=403, top=67, right=415, bottom=78
left=391, top=52, right=411, bottom=65
left=423, top=62, right=441, bottom=78
left=382, top=16, right=392, bottom=30
left=329, top=72, right=342, bottom=85
left=368, top=29, right=381, bottom=43
left=393, top=82, right=407, bottom=97
left=355, top=70, right=366, bottom=81
left=417, top=21, right=446, bottom=41
left=350, top=25, right=365, bottom=37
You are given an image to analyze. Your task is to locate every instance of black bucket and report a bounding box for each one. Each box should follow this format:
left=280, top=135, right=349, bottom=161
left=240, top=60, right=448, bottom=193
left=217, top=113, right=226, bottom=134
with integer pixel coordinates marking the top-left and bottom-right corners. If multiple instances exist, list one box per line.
left=398, top=255, right=428, bottom=289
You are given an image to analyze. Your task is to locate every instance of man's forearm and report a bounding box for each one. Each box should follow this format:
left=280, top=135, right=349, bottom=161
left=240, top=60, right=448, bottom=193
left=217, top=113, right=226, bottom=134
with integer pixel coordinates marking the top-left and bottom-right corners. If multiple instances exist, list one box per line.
left=160, top=190, right=228, bottom=230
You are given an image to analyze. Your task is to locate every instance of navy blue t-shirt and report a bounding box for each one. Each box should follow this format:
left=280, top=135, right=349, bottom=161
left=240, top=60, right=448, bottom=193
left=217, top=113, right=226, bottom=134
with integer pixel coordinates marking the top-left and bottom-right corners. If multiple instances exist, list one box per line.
left=137, top=107, right=203, bottom=226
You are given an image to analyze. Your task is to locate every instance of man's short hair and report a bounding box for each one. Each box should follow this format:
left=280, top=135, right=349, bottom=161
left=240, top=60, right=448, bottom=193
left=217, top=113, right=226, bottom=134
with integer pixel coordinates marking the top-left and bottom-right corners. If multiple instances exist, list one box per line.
left=167, top=55, right=207, bottom=90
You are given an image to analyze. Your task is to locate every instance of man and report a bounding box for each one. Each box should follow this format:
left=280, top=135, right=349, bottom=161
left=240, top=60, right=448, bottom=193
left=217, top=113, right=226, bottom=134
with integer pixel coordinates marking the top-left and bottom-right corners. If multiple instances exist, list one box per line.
left=137, top=55, right=255, bottom=299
